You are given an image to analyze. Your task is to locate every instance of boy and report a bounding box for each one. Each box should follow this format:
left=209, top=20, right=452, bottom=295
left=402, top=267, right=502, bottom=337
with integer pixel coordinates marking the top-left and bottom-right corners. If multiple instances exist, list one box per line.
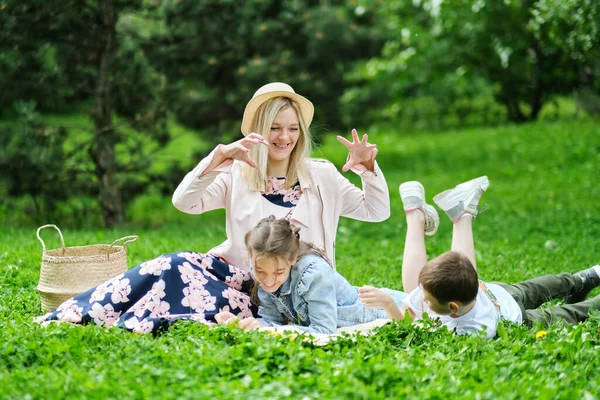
left=359, top=176, right=600, bottom=339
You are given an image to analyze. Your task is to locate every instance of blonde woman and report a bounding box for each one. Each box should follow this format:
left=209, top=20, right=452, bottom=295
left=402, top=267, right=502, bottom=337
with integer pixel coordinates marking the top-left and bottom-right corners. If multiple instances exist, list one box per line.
left=39, top=82, right=390, bottom=333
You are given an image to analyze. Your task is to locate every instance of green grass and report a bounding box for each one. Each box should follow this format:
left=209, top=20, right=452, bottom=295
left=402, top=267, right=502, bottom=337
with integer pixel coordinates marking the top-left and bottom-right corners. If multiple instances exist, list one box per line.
left=1, top=118, right=600, bottom=399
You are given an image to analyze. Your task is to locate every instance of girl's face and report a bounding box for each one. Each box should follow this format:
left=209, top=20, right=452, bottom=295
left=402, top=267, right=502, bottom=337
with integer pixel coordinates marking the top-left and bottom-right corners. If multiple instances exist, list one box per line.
left=267, top=107, right=301, bottom=164
left=253, top=256, right=292, bottom=293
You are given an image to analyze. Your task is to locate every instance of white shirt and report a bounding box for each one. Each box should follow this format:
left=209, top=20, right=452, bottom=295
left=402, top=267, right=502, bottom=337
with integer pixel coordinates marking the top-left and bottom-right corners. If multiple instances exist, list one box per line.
left=403, top=282, right=523, bottom=340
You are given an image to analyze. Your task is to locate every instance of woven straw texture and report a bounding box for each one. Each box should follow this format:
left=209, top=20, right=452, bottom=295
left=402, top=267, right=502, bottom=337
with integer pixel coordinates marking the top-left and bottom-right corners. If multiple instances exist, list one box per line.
left=36, top=224, right=138, bottom=312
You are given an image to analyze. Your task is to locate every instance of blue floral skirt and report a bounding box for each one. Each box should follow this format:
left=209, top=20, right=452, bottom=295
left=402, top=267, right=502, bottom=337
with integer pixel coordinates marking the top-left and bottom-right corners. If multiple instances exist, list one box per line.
left=39, top=252, right=258, bottom=333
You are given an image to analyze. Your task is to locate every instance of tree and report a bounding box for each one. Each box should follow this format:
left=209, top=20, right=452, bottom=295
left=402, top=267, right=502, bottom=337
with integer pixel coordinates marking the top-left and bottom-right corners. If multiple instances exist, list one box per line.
left=1, top=0, right=167, bottom=227
left=441, top=0, right=600, bottom=122
left=143, top=0, right=384, bottom=141
left=344, top=0, right=600, bottom=127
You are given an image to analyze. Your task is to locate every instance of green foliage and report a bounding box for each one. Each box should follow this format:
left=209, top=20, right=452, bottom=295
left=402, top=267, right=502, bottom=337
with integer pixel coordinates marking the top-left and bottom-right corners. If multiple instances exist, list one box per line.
left=0, top=0, right=146, bottom=112
left=345, top=0, right=600, bottom=129
left=0, top=102, right=94, bottom=222
left=342, top=0, right=506, bottom=131
left=0, top=0, right=176, bottom=226
left=2, top=118, right=600, bottom=398
left=144, top=0, right=383, bottom=140
left=530, top=0, right=600, bottom=115
left=0, top=113, right=213, bottom=227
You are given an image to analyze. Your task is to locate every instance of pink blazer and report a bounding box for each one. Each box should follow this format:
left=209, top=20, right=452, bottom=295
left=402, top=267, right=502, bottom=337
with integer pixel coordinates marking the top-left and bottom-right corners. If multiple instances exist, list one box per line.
left=172, top=149, right=390, bottom=271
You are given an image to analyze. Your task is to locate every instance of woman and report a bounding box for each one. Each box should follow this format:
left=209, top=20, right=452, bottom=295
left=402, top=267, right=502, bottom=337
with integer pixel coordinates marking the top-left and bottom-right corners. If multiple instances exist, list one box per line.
left=40, top=82, right=390, bottom=333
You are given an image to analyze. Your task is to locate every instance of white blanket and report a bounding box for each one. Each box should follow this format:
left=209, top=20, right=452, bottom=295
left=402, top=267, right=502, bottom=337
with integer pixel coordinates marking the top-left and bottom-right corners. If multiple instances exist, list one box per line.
left=260, top=319, right=391, bottom=346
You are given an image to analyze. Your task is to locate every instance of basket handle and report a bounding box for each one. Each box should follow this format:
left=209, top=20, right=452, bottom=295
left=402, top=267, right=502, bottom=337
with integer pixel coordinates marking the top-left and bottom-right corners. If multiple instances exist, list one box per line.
left=36, top=224, right=66, bottom=254
left=110, top=235, right=139, bottom=249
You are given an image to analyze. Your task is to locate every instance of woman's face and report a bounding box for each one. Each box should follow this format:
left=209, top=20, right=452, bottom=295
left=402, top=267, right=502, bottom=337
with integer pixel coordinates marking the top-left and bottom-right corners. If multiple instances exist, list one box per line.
left=267, top=107, right=301, bottom=164
left=253, top=256, right=292, bottom=293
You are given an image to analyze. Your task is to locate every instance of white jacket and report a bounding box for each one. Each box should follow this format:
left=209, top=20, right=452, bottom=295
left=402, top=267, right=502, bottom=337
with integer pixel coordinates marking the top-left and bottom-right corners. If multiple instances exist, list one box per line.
left=172, top=148, right=390, bottom=271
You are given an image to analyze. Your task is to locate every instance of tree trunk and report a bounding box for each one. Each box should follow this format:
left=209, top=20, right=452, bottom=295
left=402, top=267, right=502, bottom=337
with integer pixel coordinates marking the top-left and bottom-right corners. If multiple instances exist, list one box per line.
left=504, top=92, right=527, bottom=123
left=91, top=0, right=123, bottom=228
left=528, top=44, right=544, bottom=121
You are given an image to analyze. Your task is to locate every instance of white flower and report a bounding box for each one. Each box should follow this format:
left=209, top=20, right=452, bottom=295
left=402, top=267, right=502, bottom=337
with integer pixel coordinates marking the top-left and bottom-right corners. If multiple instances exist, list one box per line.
left=222, top=287, right=253, bottom=318
left=177, top=252, right=218, bottom=281
left=89, top=302, right=120, bottom=327
left=225, top=267, right=250, bottom=290
left=178, top=262, right=209, bottom=289
left=124, top=317, right=155, bottom=334
left=130, top=293, right=152, bottom=318
left=89, top=284, right=113, bottom=303
left=181, top=286, right=217, bottom=314
left=56, top=301, right=84, bottom=323
left=110, top=278, right=131, bottom=304
left=139, top=256, right=172, bottom=276
left=149, top=280, right=167, bottom=301
left=148, top=300, right=170, bottom=319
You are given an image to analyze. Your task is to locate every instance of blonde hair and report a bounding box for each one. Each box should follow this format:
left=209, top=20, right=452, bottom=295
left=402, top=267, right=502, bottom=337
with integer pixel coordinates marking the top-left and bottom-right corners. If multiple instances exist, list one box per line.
left=245, top=215, right=330, bottom=303
left=242, top=97, right=313, bottom=191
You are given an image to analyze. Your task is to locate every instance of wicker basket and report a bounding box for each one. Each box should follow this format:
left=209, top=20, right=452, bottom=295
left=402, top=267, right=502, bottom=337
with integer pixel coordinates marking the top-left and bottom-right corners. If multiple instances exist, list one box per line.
left=36, top=224, right=138, bottom=312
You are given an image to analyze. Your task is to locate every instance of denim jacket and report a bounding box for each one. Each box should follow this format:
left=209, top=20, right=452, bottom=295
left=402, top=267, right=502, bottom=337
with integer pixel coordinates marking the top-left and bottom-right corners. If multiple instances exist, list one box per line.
left=256, top=254, right=406, bottom=334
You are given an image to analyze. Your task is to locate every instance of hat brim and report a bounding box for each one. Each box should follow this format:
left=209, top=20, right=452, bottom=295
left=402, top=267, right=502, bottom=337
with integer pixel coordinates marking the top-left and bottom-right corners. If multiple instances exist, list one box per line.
left=241, top=91, right=314, bottom=136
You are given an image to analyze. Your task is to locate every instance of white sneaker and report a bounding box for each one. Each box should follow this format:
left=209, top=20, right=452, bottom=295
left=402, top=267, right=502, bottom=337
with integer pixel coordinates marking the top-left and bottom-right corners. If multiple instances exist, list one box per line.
left=399, top=181, right=439, bottom=236
left=433, top=176, right=489, bottom=222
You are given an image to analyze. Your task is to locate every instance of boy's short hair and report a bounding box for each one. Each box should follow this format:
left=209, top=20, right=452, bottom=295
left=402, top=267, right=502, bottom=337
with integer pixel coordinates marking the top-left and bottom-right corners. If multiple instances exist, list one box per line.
left=419, top=251, right=479, bottom=305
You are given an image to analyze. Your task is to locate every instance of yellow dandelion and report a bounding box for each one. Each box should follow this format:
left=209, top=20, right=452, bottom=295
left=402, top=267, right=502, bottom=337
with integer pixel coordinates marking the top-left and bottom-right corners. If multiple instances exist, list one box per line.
left=536, top=330, right=547, bottom=339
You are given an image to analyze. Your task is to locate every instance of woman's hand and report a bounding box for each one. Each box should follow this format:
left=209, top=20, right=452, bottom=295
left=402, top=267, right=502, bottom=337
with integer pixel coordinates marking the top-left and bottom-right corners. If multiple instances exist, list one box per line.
left=216, top=133, right=270, bottom=169
left=336, top=129, right=378, bottom=172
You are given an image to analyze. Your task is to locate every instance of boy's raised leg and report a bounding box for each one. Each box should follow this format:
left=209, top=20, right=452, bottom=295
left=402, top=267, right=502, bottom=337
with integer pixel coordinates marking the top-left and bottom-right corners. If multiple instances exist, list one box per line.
left=399, top=182, right=439, bottom=293
left=433, top=176, right=489, bottom=270
left=402, top=210, right=428, bottom=293
left=451, top=215, right=477, bottom=270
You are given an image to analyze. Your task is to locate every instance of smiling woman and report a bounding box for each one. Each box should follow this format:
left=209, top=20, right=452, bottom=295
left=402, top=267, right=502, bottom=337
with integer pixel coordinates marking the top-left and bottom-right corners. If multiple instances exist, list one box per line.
left=37, top=82, right=391, bottom=333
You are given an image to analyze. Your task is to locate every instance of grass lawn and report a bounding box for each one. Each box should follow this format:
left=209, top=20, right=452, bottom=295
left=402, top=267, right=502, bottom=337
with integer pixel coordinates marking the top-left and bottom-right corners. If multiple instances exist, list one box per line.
left=1, top=118, right=599, bottom=399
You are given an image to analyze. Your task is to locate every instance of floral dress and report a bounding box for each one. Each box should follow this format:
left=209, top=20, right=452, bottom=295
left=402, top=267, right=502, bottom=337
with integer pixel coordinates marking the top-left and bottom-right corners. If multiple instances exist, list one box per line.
left=39, top=178, right=302, bottom=334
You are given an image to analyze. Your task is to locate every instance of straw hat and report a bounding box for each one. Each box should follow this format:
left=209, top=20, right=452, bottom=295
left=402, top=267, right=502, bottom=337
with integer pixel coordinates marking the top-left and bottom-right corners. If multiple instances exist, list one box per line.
left=241, top=82, right=314, bottom=136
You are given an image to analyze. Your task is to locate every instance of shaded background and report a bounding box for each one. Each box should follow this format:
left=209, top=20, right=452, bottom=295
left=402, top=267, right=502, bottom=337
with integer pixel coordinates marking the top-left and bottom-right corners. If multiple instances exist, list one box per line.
left=1, top=0, right=598, bottom=228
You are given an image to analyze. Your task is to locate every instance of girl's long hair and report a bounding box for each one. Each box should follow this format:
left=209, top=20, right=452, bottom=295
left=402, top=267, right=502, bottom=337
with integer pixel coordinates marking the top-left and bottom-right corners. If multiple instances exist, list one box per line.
left=245, top=215, right=331, bottom=305
left=242, top=97, right=313, bottom=191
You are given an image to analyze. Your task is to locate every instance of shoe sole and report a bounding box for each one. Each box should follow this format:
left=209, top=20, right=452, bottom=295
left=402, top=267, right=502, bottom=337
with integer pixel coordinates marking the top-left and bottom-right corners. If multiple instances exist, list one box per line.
left=433, top=176, right=489, bottom=213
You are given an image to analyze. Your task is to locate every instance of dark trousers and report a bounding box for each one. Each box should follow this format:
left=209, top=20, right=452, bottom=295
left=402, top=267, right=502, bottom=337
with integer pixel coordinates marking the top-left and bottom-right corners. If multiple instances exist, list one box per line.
left=492, top=273, right=600, bottom=327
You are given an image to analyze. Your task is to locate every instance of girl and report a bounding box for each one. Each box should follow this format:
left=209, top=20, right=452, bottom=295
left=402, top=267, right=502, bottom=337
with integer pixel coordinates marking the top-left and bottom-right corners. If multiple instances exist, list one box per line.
left=38, top=82, right=390, bottom=333
left=215, top=216, right=407, bottom=334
